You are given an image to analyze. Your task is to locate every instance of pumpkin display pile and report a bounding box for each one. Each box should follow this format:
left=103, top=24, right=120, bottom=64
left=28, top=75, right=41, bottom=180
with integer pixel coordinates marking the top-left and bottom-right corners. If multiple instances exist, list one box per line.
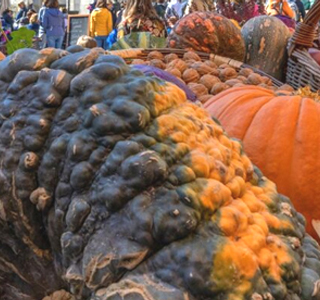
left=205, top=85, right=320, bottom=242
left=0, top=47, right=320, bottom=300
left=130, top=50, right=292, bottom=104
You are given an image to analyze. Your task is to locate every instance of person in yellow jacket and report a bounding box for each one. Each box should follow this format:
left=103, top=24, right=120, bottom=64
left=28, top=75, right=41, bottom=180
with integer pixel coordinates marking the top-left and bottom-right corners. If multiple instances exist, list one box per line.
left=266, top=0, right=295, bottom=18
left=90, top=0, right=113, bottom=49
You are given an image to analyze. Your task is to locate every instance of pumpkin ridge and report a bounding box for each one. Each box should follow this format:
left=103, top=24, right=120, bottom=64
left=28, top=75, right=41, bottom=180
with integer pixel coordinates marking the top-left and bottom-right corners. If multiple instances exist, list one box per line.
left=224, top=95, right=270, bottom=140
left=238, top=94, right=282, bottom=141
left=289, top=97, right=320, bottom=236
left=204, top=86, right=273, bottom=108
left=209, top=95, right=264, bottom=140
left=243, top=96, right=302, bottom=186
left=275, top=96, right=303, bottom=192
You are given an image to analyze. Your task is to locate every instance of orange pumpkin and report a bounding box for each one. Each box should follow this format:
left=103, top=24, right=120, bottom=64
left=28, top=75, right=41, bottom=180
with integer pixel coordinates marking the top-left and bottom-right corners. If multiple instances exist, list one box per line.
left=167, top=12, right=245, bottom=61
left=204, top=85, right=320, bottom=241
left=0, top=51, right=5, bottom=61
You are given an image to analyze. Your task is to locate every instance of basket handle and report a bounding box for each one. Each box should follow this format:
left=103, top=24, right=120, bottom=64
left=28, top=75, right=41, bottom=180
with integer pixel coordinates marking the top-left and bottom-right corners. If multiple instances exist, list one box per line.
left=288, top=0, right=320, bottom=56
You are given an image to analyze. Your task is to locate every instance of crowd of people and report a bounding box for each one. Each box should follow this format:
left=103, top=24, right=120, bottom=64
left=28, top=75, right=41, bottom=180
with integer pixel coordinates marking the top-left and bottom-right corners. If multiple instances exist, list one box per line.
left=266, top=0, right=307, bottom=24
left=0, top=0, right=315, bottom=51
left=0, top=0, right=67, bottom=49
left=85, top=0, right=312, bottom=49
left=1, top=1, right=40, bottom=42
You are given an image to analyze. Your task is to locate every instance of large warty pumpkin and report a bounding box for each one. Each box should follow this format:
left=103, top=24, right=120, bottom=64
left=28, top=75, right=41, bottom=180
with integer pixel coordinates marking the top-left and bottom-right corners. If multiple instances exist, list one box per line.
left=0, top=48, right=318, bottom=300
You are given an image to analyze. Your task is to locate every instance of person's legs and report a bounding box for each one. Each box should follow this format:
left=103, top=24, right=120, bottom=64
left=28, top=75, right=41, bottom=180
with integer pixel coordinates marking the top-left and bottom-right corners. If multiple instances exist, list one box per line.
left=39, top=32, right=47, bottom=49
left=94, top=36, right=103, bottom=48
left=47, top=35, right=55, bottom=48
left=55, top=36, right=64, bottom=49
left=95, top=36, right=108, bottom=49
left=102, top=38, right=107, bottom=50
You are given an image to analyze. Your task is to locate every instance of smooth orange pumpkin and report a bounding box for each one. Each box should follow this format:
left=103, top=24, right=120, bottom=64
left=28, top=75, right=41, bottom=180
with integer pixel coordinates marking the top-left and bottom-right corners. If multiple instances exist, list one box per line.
left=204, top=85, right=320, bottom=241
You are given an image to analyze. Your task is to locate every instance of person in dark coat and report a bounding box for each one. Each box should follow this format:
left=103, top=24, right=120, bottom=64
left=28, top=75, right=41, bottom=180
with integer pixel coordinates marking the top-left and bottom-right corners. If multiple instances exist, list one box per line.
left=115, top=0, right=126, bottom=27
left=107, top=0, right=117, bottom=28
left=112, top=0, right=121, bottom=14
left=154, top=0, right=167, bottom=19
left=2, top=9, right=14, bottom=31
left=16, top=1, right=28, bottom=21
left=295, top=0, right=306, bottom=20
left=43, top=0, right=65, bottom=48
left=88, top=0, right=98, bottom=12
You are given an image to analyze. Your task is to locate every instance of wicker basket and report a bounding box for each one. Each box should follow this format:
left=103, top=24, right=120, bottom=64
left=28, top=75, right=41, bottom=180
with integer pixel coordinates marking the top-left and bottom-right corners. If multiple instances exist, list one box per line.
left=287, top=0, right=320, bottom=91
left=108, top=48, right=284, bottom=87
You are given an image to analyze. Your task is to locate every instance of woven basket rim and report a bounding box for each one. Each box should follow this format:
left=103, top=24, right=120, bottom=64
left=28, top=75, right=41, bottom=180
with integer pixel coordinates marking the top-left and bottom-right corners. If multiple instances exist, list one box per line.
left=286, top=48, right=320, bottom=91
left=286, top=0, right=320, bottom=90
left=288, top=0, right=320, bottom=55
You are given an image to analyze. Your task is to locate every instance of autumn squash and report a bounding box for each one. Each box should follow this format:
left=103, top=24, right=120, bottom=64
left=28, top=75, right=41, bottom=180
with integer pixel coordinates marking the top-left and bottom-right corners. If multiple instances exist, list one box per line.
left=112, top=49, right=281, bottom=104
left=147, top=50, right=164, bottom=60
left=200, top=74, right=221, bottom=89
left=204, top=85, right=320, bottom=242
left=0, top=48, right=319, bottom=300
left=183, top=51, right=202, bottom=61
left=0, top=51, right=5, bottom=61
left=182, top=68, right=200, bottom=83
left=241, top=15, right=291, bottom=81
left=167, top=12, right=246, bottom=61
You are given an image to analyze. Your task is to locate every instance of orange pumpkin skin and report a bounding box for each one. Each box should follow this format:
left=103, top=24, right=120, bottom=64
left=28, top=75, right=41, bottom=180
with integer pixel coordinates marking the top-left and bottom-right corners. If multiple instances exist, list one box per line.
left=167, top=12, right=245, bottom=61
left=204, top=86, right=320, bottom=241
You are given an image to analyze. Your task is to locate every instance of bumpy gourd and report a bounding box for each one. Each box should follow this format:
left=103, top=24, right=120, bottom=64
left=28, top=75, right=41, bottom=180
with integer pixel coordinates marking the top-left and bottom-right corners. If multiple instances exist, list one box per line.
left=205, top=85, right=320, bottom=243
left=0, top=48, right=319, bottom=300
left=167, top=12, right=245, bottom=61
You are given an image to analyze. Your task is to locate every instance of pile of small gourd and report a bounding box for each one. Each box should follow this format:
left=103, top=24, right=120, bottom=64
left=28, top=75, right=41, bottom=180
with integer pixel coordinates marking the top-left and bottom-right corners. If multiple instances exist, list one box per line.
left=130, top=51, right=293, bottom=104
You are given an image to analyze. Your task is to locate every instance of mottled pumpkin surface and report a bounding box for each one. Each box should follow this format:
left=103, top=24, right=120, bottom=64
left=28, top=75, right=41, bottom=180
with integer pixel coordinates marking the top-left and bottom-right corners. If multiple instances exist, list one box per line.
left=167, top=12, right=245, bottom=61
left=241, top=16, right=291, bottom=81
left=0, top=48, right=319, bottom=300
left=205, top=85, right=320, bottom=244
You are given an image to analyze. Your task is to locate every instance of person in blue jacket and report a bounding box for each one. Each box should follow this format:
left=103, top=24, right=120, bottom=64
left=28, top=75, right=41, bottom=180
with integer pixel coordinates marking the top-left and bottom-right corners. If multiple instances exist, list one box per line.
left=43, top=0, right=65, bottom=49
left=38, top=1, right=48, bottom=49
left=16, top=1, right=28, bottom=21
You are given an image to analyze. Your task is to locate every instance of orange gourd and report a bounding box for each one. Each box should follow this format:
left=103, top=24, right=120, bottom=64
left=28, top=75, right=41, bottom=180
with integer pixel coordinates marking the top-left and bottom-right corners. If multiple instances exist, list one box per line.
left=1, top=48, right=320, bottom=300
left=167, top=12, right=245, bottom=61
left=204, top=85, right=320, bottom=241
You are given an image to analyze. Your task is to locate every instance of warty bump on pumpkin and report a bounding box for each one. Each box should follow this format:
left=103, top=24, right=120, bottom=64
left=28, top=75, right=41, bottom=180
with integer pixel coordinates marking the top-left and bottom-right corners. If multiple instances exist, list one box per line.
left=204, top=85, right=320, bottom=245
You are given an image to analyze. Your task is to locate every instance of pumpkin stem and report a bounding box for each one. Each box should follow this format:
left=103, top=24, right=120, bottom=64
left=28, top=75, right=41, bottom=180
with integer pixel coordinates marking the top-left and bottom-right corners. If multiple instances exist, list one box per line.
left=295, top=86, right=320, bottom=102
